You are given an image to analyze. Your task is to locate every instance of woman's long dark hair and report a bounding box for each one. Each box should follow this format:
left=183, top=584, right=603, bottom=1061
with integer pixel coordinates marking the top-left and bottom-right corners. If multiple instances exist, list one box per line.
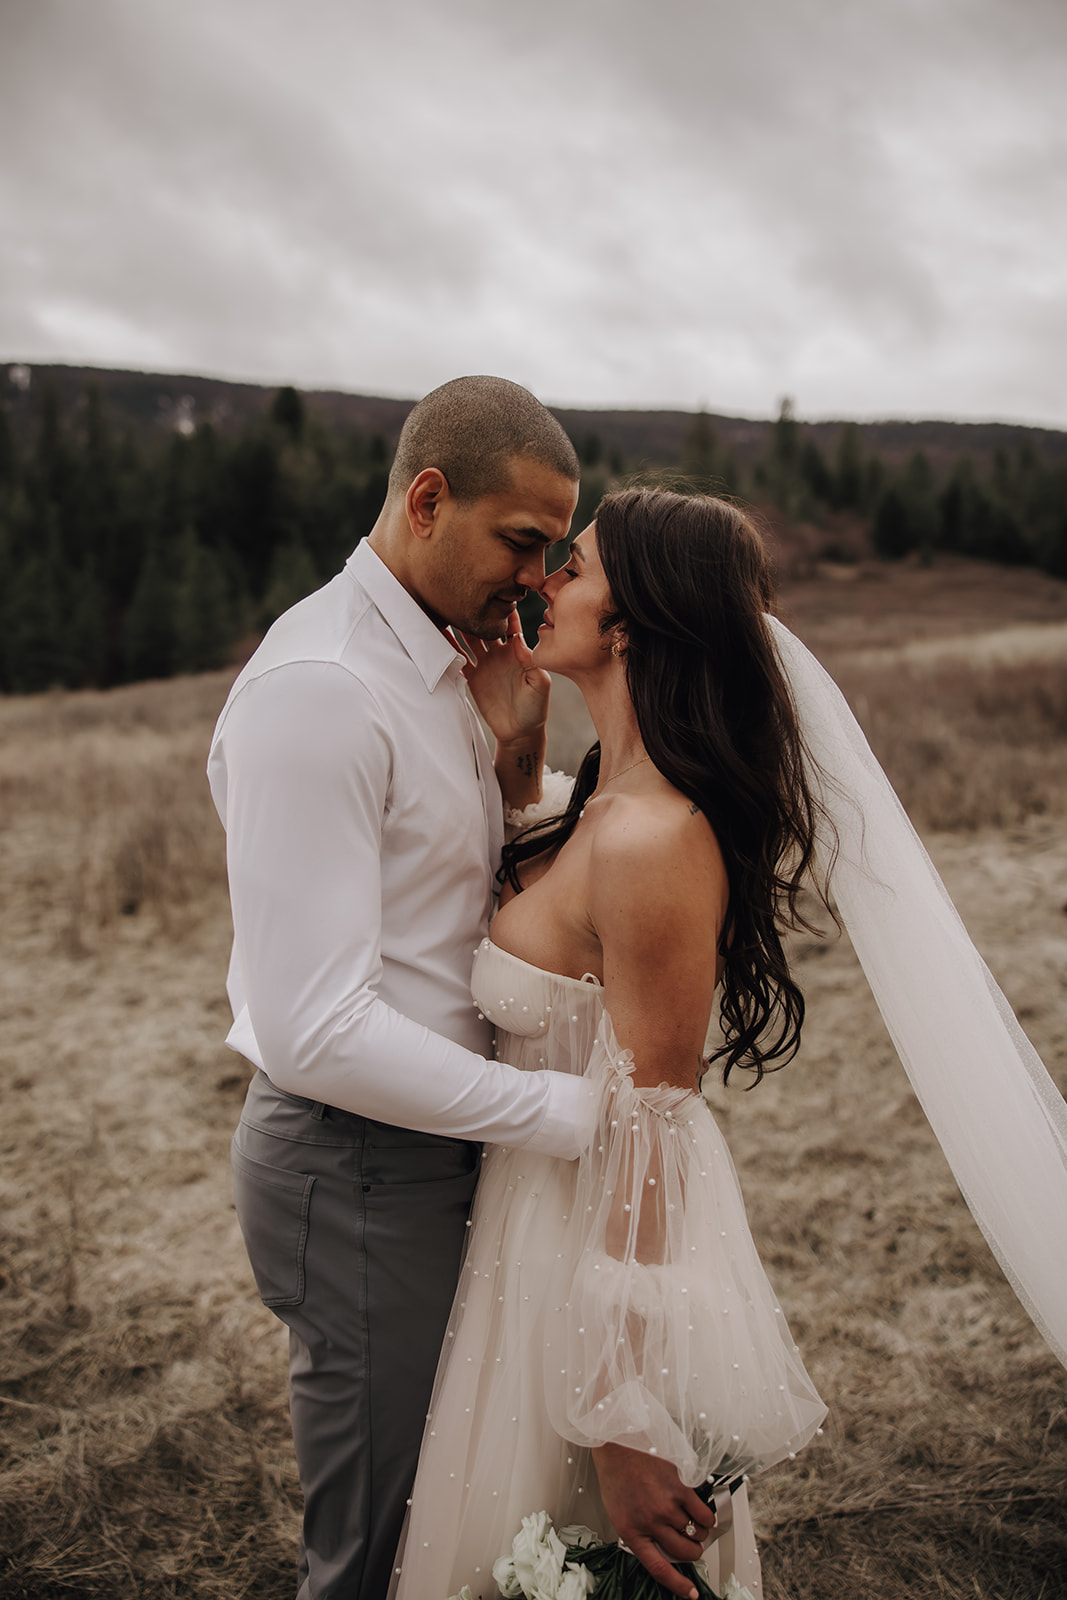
left=500, top=487, right=832, bottom=1085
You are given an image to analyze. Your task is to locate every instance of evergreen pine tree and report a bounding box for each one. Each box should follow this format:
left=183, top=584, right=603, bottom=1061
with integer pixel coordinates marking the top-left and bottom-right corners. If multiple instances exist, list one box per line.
left=580, top=432, right=603, bottom=468
left=833, top=423, right=865, bottom=510
left=0, top=506, right=13, bottom=691
left=122, top=538, right=178, bottom=680
left=800, top=439, right=832, bottom=503
left=871, top=485, right=915, bottom=559
left=271, top=385, right=306, bottom=441
left=70, top=564, right=110, bottom=686
left=174, top=527, right=234, bottom=673
left=4, top=510, right=77, bottom=690
left=762, top=397, right=801, bottom=509
left=772, top=397, right=799, bottom=468
left=0, top=401, right=15, bottom=488
left=901, top=451, right=939, bottom=558
left=260, top=539, right=321, bottom=629
left=360, top=466, right=391, bottom=540
left=221, top=429, right=284, bottom=598
left=34, top=381, right=77, bottom=552
left=681, top=411, right=720, bottom=488
left=80, top=385, right=120, bottom=588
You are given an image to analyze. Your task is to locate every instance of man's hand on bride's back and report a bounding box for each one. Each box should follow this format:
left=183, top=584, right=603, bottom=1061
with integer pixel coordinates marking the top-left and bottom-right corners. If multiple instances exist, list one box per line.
left=458, top=609, right=551, bottom=747
left=591, top=1442, right=716, bottom=1600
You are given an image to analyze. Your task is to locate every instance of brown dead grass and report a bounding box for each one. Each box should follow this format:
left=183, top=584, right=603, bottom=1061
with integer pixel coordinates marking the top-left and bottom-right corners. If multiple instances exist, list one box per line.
left=0, top=673, right=232, bottom=957
left=1, top=556, right=1066, bottom=1598
left=829, top=653, right=1067, bottom=833
left=711, top=818, right=1067, bottom=1599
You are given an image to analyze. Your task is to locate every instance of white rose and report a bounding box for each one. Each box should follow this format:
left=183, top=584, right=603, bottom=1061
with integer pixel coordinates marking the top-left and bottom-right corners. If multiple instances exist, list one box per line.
left=557, top=1565, right=597, bottom=1600
left=491, top=1554, right=523, bottom=1599
left=511, top=1512, right=556, bottom=1595
left=557, top=1525, right=598, bottom=1551
left=445, top=1588, right=475, bottom=1600
left=529, top=1525, right=567, bottom=1600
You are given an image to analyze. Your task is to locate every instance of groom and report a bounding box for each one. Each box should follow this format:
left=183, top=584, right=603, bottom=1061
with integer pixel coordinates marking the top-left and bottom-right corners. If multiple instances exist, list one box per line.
left=210, top=375, right=713, bottom=1600
left=209, top=377, right=594, bottom=1598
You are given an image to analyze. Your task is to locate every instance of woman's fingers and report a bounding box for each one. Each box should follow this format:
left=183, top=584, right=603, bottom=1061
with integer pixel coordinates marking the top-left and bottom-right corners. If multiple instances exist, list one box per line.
left=650, top=1491, right=715, bottom=1563
left=454, top=630, right=487, bottom=661
left=681, top=1488, right=717, bottom=1540
left=628, top=1534, right=701, bottom=1600
left=592, top=1442, right=720, bottom=1593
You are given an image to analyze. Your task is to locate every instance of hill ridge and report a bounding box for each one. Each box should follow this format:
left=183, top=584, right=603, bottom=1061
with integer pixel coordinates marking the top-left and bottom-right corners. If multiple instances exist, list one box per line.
left=4, top=360, right=1065, bottom=471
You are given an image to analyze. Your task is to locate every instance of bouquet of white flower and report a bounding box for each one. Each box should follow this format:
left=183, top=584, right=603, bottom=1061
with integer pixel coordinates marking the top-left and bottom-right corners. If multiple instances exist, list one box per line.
left=446, top=1507, right=757, bottom=1600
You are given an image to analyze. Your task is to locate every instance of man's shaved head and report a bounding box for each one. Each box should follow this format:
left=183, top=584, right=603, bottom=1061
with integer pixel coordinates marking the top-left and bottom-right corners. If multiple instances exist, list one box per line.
left=387, top=375, right=579, bottom=505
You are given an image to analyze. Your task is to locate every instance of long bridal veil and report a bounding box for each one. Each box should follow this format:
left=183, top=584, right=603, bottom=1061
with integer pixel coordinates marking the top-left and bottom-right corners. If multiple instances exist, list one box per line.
left=768, top=616, right=1067, bottom=1369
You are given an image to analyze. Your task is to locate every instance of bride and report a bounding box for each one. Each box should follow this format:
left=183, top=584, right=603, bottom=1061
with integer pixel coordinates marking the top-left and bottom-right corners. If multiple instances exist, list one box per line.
left=389, top=488, right=1067, bottom=1600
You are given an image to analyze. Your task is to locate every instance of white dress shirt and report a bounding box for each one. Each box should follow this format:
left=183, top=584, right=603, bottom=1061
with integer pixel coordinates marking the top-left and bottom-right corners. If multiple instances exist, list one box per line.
left=208, top=540, right=593, bottom=1159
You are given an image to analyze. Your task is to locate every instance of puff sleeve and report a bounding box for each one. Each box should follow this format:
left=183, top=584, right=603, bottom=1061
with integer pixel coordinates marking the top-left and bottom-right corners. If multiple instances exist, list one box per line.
left=542, top=1015, right=827, bottom=1486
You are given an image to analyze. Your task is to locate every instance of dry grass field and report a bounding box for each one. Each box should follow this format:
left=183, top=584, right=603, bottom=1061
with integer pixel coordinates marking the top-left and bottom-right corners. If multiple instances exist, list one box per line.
left=2, top=553, right=1066, bottom=1599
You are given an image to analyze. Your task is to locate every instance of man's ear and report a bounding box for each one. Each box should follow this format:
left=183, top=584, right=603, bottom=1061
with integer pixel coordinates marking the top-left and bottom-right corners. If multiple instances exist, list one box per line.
left=405, top=468, right=450, bottom=541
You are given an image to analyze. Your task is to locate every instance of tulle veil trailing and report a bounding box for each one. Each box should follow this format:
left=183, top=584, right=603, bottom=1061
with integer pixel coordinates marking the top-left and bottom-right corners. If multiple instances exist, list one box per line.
left=768, top=616, right=1067, bottom=1369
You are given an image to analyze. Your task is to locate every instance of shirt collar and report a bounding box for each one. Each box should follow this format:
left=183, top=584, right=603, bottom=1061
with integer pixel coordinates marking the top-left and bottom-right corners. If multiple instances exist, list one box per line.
left=347, top=540, right=466, bottom=692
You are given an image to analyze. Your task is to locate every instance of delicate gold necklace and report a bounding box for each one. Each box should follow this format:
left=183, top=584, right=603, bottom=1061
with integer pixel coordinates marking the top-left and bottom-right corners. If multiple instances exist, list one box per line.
left=598, top=754, right=651, bottom=791
left=579, top=755, right=652, bottom=818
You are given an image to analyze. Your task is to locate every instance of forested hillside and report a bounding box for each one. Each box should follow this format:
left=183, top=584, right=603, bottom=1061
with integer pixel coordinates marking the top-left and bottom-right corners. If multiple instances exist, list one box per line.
left=2, top=363, right=1065, bottom=693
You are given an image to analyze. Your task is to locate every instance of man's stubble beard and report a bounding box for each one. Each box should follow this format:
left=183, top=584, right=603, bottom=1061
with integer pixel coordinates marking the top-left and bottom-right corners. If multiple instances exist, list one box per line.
left=450, top=587, right=524, bottom=642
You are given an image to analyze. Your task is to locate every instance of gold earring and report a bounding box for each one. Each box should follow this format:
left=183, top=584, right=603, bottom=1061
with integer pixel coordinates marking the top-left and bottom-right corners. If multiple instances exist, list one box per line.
left=611, top=640, right=624, bottom=657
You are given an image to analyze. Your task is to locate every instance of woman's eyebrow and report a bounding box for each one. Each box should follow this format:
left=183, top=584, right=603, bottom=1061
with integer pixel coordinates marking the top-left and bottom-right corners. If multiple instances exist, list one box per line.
left=571, top=541, right=587, bottom=562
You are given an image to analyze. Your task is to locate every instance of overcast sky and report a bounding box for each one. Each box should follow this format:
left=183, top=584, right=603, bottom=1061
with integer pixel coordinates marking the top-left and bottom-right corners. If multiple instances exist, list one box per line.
left=2, top=0, right=1065, bottom=425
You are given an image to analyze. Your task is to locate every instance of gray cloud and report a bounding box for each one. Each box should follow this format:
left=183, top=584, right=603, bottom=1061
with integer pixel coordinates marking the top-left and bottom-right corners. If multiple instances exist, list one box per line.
left=1, top=0, right=1064, bottom=423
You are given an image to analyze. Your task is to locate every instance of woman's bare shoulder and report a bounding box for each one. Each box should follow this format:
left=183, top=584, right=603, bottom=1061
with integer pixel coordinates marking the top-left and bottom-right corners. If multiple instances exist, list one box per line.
left=589, top=791, right=728, bottom=1023
left=588, top=790, right=727, bottom=904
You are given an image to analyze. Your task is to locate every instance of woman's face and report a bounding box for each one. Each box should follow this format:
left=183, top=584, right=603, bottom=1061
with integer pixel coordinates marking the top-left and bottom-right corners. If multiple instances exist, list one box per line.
left=533, top=521, right=616, bottom=678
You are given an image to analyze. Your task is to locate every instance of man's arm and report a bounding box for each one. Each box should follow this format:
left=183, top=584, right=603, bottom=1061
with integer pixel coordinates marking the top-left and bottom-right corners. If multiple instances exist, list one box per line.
left=208, top=660, right=593, bottom=1158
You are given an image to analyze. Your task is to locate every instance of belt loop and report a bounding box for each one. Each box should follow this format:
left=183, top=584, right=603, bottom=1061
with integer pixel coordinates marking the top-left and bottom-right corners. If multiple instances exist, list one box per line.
left=309, top=1101, right=327, bottom=1121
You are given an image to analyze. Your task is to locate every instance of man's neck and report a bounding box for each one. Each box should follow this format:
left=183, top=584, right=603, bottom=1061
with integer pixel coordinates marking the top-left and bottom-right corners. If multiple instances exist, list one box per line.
left=366, top=521, right=450, bottom=636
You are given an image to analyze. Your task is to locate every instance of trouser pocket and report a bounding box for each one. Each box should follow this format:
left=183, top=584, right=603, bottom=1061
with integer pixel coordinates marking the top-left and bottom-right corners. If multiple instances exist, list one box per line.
left=231, top=1137, right=315, bottom=1308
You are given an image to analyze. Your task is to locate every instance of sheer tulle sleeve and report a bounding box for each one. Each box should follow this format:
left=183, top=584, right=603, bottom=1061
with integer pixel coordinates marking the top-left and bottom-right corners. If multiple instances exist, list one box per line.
left=542, top=1015, right=827, bottom=1487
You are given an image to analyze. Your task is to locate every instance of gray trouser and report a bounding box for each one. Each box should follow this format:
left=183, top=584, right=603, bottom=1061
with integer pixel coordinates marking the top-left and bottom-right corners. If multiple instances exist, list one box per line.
left=231, top=1070, right=480, bottom=1600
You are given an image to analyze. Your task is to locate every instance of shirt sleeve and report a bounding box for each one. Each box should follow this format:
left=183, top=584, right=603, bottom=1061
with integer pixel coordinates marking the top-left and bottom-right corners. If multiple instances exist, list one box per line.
left=208, top=661, right=595, bottom=1159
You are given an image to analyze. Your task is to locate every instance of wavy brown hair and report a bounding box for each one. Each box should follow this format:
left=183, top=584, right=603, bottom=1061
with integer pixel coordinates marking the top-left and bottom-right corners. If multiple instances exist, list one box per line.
left=500, top=487, right=833, bottom=1084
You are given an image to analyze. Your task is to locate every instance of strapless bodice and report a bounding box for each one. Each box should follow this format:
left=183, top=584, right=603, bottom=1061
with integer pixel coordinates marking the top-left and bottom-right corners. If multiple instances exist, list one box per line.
left=472, top=935, right=720, bottom=1062
left=471, top=936, right=604, bottom=1038
left=471, top=937, right=606, bottom=1079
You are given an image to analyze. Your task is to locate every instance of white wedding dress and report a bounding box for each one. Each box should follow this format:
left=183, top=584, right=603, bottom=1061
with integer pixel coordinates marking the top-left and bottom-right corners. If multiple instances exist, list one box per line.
left=389, top=937, right=827, bottom=1600
left=389, top=616, right=1067, bottom=1600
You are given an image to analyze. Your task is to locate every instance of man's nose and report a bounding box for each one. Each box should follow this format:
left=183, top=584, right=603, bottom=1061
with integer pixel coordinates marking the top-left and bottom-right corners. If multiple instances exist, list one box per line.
left=516, top=550, right=548, bottom=591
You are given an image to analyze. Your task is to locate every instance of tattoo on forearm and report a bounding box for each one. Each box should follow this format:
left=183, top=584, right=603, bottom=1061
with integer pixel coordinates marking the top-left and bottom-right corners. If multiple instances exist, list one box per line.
left=516, top=752, right=535, bottom=779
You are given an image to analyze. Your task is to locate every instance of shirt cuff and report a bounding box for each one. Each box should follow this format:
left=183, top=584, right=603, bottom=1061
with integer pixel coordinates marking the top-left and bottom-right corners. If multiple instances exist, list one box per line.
left=519, top=1069, right=598, bottom=1160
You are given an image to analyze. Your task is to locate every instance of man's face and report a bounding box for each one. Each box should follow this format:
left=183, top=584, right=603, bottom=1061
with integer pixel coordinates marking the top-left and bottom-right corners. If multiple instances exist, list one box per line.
left=416, top=457, right=579, bottom=639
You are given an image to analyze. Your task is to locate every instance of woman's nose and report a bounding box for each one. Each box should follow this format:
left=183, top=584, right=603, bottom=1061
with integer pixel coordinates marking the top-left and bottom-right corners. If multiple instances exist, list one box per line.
left=539, top=565, right=563, bottom=600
